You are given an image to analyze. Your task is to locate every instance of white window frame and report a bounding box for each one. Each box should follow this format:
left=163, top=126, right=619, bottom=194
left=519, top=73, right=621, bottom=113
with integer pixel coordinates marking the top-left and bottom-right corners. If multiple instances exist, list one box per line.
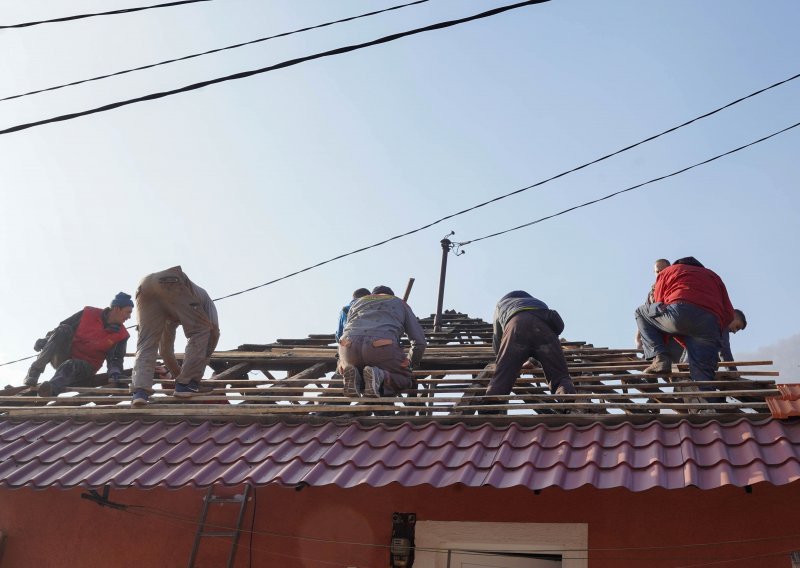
left=414, top=521, right=588, bottom=568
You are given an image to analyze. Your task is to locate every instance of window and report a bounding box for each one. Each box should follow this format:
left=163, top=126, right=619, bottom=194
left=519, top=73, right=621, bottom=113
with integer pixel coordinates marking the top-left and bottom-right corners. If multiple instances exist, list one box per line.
left=415, top=521, right=587, bottom=568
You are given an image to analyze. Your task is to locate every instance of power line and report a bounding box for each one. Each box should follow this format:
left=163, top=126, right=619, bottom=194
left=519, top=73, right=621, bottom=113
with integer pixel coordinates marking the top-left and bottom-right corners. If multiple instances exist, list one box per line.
left=1, top=77, right=797, bottom=367
left=0, top=0, right=432, bottom=103
left=132, top=501, right=800, bottom=554
left=0, top=0, right=550, bottom=136
left=210, top=73, right=799, bottom=300
left=0, top=0, right=213, bottom=30
left=454, top=121, right=800, bottom=247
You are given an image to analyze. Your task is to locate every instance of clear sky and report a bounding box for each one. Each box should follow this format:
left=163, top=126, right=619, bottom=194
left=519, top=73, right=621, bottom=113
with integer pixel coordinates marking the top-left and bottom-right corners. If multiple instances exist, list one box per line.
left=1, top=0, right=798, bottom=386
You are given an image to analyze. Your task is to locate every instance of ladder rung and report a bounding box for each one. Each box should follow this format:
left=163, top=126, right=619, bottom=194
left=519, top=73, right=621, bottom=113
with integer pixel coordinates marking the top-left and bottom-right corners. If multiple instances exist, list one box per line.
left=199, top=531, right=238, bottom=538
left=208, top=495, right=244, bottom=504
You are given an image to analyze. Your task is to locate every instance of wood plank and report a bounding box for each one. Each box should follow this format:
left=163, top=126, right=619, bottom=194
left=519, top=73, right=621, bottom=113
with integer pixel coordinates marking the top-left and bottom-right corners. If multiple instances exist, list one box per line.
left=211, top=363, right=252, bottom=382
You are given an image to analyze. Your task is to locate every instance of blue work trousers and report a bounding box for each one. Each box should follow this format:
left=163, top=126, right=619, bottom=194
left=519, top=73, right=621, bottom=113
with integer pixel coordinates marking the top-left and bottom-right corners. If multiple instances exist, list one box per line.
left=635, top=302, right=722, bottom=390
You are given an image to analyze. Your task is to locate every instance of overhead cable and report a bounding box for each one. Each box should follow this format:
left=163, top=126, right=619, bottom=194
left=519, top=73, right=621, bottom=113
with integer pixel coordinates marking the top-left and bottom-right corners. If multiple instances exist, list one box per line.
left=0, top=0, right=432, bottom=103
left=0, top=78, right=796, bottom=368
left=0, top=0, right=212, bottom=30
left=129, top=502, right=800, bottom=558
left=454, top=121, right=800, bottom=248
left=209, top=72, right=800, bottom=299
left=0, top=0, right=550, bottom=136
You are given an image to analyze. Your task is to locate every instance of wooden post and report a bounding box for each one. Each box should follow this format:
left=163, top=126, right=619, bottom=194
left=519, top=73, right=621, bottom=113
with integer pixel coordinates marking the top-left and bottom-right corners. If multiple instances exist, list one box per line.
left=433, top=237, right=453, bottom=332
left=402, top=278, right=415, bottom=302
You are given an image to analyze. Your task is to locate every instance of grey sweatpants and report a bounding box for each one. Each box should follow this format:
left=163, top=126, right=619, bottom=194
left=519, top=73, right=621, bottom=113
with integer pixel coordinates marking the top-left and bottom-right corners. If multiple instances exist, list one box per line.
left=132, top=267, right=218, bottom=392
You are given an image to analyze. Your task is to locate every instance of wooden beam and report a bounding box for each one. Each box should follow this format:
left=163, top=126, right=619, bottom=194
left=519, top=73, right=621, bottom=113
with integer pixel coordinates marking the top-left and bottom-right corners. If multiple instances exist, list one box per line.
left=211, top=363, right=252, bottom=382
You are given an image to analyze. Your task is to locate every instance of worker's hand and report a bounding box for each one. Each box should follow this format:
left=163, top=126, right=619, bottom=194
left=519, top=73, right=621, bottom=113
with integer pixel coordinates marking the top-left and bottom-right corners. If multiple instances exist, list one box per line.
left=33, top=338, right=47, bottom=352
left=155, top=365, right=173, bottom=381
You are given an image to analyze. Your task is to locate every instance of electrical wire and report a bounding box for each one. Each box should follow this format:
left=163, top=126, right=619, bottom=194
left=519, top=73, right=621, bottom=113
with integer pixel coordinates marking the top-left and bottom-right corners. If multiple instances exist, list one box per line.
left=0, top=0, right=213, bottom=30
left=0, top=0, right=432, bottom=103
left=453, top=121, right=800, bottom=248
left=0, top=0, right=550, bottom=136
left=131, top=501, right=800, bottom=555
left=1, top=78, right=797, bottom=367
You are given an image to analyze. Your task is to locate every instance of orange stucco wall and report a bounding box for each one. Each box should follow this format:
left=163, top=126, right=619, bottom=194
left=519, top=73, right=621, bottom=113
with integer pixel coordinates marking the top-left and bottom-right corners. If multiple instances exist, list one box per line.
left=0, top=482, right=797, bottom=567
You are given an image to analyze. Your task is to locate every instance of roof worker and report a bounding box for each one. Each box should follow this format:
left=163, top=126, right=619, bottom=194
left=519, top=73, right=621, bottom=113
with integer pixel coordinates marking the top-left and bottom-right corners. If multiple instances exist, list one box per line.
left=635, top=258, right=671, bottom=349
left=485, top=291, right=580, bottom=414
left=130, top=266, right=219, bottom=407
left=24, top=292, right=133, bottom=397
left=635, top=261, right=739, bottom=395
left=335, top=287, right=371, bottom=342
left=337, top=285, right=426, bottom=398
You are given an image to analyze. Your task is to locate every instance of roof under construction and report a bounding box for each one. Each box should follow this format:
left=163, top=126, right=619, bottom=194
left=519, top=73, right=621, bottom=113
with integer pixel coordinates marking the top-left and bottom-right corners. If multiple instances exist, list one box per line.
left=0, top=310, right=789, bottom=423
left=1, top=310, right=799, bottom=492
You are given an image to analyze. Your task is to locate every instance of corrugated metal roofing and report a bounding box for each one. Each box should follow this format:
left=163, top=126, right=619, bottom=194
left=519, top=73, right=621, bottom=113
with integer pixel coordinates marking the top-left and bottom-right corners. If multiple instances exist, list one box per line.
left=1, top=418, right=799, bottom=491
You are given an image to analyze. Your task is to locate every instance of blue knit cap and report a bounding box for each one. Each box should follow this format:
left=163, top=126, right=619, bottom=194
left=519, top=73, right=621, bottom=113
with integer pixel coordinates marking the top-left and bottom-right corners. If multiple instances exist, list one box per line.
left=110, top=292, right=134, bottom=309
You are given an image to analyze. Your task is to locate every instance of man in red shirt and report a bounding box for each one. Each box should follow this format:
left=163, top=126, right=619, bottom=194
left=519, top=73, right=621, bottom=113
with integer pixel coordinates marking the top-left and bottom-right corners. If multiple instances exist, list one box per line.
left=24, top=292, right=134, bottom=396
left=634, top=261, right=742, bottom=389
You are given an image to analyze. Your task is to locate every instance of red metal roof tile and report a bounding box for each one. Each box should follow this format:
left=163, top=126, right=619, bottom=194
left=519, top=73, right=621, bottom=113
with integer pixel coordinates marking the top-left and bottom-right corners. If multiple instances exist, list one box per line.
left=778, top=384, right=800, bottom=400
left=1, top=418, right=799, bottom=491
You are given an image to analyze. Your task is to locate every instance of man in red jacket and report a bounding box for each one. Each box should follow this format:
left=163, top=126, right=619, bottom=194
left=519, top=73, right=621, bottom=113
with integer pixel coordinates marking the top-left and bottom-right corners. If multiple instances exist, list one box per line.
left=24, top=292, right=134, bottom=396
left=634, top=260, right=742, bottom=389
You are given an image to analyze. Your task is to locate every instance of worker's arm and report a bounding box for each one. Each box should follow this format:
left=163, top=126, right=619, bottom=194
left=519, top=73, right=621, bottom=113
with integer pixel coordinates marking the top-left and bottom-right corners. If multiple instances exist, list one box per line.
left=719, top=329, right=737, bottom=371
left=492, top=305, right=503, bottom=355
left=159, top=320, right=181, bottom=377
left=404, top=305, right=427, bottom=368
left=59, top=311, right=83, bottom=331
left=334, top=306, right=348, bottom=342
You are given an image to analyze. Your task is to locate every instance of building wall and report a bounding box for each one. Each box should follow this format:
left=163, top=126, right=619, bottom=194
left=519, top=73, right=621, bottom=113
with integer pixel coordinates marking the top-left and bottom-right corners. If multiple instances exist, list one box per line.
left=0, top=481, right=797, bottom=567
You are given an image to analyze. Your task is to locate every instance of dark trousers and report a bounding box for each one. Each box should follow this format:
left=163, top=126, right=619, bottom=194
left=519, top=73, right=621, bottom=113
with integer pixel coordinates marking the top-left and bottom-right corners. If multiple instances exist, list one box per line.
left=27, top=325, right=72, bottom=378
left=488, top=311, right=573, bottom=396
left=338, top=336, right=413, bottom=396
left=635, top=302, right=721, bottom=390
left=27, top=326, right=95, bottom=392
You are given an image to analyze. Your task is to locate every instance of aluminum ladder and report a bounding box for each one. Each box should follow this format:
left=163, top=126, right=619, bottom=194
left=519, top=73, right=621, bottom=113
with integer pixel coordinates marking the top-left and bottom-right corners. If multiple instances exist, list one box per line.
left=188, top=484, right=251, bottom=568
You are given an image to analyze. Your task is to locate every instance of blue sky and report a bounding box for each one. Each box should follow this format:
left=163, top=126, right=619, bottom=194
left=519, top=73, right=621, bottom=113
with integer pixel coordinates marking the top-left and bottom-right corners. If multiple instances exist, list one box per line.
left=1, top=0, right=798, bottom=385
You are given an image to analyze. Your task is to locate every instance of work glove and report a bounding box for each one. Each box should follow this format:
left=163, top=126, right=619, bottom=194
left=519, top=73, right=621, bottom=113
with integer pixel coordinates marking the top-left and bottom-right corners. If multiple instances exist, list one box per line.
left=33, top=338, right=47, bottom=352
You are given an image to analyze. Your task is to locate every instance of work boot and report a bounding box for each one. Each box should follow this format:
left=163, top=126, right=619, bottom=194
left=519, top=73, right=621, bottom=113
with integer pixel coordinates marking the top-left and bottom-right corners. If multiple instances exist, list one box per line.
left=37, top=380, right=54, bottom=397
left=555, top=383, right=587, bottom=414
left=342, top=366, right=362, bottom=397
left=643, top=353, right=672, bottom=375
left=363, top=367, right=384, bottom=398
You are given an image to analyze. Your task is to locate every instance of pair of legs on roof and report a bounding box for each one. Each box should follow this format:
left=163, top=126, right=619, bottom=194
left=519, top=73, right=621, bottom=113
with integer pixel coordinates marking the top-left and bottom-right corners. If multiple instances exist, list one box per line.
left=131, top=268, right=218, bottom=405
left=484, top=311, right=578, bottom=415
left=635, top=302, right=723, bottom=403
left=25, top=325, right=99, bottom=396
left=337, top=336, right=412, bottom=398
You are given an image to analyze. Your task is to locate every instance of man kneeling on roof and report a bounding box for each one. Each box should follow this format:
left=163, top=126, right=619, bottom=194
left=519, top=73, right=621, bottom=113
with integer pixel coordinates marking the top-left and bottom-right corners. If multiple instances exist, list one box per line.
left=634, top=257, right=745, bottom=399
left=484, top=291, right=580, bottom=415
left=24, top=292, right=134, bottom=397
left=337, top=285, right=426, bottom=398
